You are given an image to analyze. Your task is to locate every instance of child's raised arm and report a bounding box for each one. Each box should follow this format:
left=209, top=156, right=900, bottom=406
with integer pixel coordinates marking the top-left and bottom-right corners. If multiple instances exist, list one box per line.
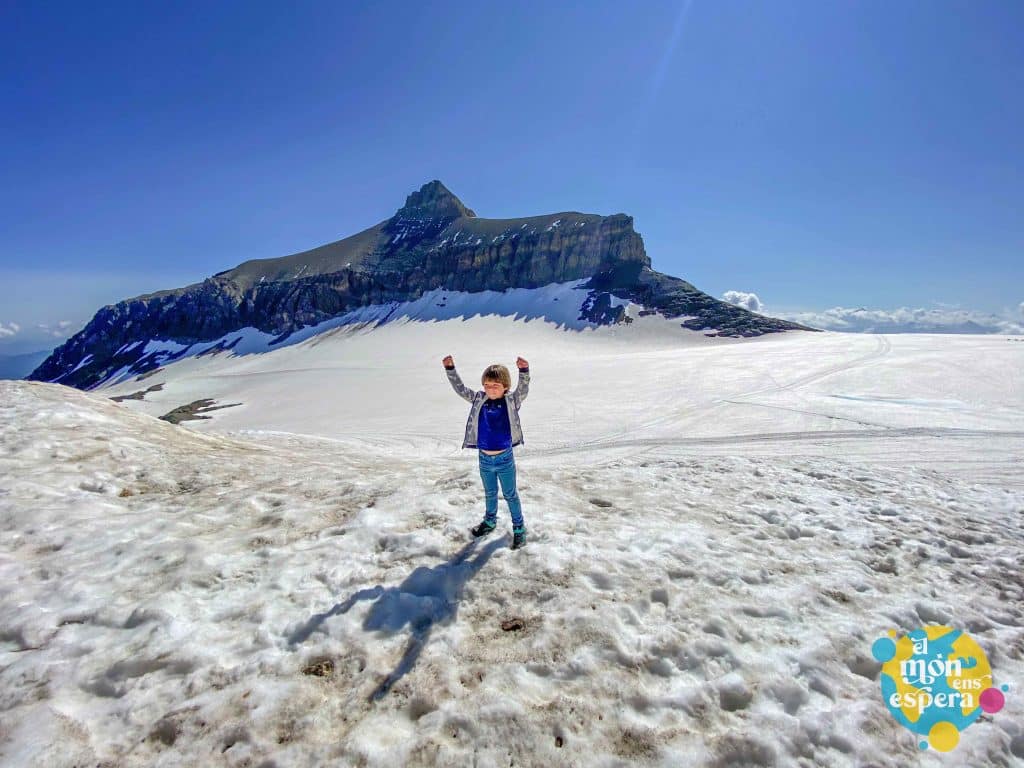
left=512, top=356, right=530, bottom=405
left=443, top=355, right=475, bottom=403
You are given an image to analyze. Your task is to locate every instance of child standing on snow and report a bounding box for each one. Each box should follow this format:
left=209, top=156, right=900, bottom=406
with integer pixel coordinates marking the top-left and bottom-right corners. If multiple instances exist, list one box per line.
left=442, top=355, right=530, bottom=549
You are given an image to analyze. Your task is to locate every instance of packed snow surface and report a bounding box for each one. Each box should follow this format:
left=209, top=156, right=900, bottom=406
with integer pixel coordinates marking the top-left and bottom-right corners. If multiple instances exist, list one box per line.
left=2, top=289, right=1023, bottom=767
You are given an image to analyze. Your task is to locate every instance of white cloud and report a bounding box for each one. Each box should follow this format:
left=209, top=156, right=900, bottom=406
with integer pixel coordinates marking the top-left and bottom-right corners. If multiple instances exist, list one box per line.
left=35, top=322, right=76, bottom=339
left=722, top=290, right=762, bottom=313
left=0, top=323, right=19, bottom=338
left=774, top=306, right=1024, bottom=335
left=1019, top=301, right=1024, bottom=318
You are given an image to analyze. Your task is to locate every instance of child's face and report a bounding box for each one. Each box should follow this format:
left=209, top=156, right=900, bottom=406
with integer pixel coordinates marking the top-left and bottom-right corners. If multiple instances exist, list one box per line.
left=483, top=379, right=507, bottom=399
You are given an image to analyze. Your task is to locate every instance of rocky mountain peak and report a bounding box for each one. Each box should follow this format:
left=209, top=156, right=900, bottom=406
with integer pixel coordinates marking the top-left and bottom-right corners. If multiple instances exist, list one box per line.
left=394, top=180, right=476, bottom=222
left=27, top=181, right=817, bottom=389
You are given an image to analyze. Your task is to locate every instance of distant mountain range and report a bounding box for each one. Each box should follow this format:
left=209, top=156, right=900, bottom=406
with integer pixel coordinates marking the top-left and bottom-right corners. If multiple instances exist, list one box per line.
left=28, top=180, right=816, bottom=389
left=0, top=349, right=51, bottom=381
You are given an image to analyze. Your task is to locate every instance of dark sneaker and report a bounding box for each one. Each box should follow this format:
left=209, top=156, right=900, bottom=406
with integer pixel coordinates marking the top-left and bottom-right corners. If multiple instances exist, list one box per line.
left=471, top=519, right=497, bottom=537
left=511, top=528, right=527, bottom=550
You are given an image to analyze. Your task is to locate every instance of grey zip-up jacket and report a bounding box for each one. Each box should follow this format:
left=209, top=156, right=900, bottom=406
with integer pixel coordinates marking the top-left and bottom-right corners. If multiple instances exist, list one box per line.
left=445, top=365, right=530, bottom=449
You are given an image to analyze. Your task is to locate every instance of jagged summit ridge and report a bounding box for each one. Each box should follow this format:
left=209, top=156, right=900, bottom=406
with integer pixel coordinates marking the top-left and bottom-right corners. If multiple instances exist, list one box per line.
left=381, top=180, right=477, bottom=257
left=396, top=179, right=476, bottom=221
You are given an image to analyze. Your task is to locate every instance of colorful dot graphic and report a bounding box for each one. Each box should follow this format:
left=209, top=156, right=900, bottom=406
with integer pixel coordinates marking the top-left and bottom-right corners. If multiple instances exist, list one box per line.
left=872, top=637, right=896, bottom=662
left=929, top=721, right=959, bottom=752
left=980, top=687, right=1005, bottom=713
left=872, top=626, right=1009, bottom=752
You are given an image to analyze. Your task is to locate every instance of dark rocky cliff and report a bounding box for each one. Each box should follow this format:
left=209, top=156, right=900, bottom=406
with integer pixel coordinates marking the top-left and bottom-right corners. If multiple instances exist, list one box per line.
left=28, top=180, right=816, bottom=389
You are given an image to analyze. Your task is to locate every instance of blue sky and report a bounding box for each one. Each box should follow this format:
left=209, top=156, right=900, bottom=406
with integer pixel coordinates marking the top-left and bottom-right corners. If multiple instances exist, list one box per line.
left=2, top=0, right=1023, bottom=353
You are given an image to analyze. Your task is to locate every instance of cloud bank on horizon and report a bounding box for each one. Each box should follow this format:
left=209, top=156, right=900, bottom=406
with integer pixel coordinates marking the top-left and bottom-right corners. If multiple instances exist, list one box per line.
left=1, top=320, right=75, bottom=349
left=723, top=291, right=1024, bottom=335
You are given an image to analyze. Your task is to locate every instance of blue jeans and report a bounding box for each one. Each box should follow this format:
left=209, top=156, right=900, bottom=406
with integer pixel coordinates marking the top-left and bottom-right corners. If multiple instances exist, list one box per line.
left=478, top=447, right=525, bottom=531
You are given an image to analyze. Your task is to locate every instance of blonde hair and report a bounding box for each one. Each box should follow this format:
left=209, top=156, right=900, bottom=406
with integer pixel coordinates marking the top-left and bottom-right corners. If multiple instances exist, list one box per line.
left=481, top=364, right=511, bottom=391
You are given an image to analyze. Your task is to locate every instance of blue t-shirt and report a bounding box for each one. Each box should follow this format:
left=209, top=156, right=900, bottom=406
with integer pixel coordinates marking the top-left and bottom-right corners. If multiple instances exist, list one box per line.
left=477, top=395, right=512, bottom=450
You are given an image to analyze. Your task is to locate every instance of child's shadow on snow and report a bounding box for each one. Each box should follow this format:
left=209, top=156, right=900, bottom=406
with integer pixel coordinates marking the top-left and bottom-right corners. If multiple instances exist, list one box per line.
left=288, top=537, right=507, bottom=701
